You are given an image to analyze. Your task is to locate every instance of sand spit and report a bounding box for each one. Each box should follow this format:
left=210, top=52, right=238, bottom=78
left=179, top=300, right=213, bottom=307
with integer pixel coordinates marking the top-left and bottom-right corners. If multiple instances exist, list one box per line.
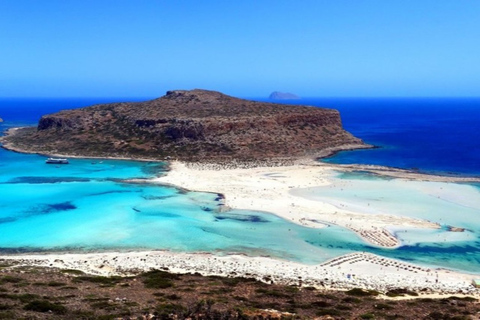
left=154, top=161, right=445, bottom=248
left=337, top=163, right=480, bottom=183
left=0, top=250, right=477, bottom=295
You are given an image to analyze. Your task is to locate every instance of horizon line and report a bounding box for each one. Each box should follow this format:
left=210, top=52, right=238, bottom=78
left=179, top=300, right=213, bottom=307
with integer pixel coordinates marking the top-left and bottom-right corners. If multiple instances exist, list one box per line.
left=1, top=95, right=480, bottom=100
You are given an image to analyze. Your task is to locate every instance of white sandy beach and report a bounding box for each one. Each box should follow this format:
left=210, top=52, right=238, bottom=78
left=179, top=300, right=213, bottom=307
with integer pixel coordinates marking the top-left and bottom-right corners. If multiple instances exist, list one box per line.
left=1, top=250, right=478, bottom=296
left=1, top=159, right=479, bottom=295
left=154, top=161, right=444, bottom=248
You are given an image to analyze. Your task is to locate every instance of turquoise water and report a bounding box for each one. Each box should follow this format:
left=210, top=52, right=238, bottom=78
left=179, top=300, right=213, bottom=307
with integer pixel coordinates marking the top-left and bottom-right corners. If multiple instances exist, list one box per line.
left=1, top=147, right=480, bottom=273
left=291, top=171, right=480, bottom=273
left=1, top=99, right=480, bottom=274
left=0, top=148, right=365, bottom=264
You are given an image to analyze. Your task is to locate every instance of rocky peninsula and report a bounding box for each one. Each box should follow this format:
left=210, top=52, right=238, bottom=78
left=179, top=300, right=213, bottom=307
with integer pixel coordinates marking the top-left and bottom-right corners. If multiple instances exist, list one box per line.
left=0, top=89, right=367, bottom=161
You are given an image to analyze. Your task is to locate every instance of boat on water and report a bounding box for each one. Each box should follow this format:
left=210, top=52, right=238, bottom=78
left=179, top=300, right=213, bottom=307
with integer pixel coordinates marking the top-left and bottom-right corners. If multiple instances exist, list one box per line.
left=45, top=158, right=69, bottom=164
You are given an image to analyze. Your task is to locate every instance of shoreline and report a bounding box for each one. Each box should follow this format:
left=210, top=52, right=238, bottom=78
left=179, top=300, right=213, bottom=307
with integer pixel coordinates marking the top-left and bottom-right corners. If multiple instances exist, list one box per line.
left=3, top=126, right=480, bottom=182
left=0, top=126, right=373, bottom=166
left=153, top=160, right=478, bottom=249
left=2, top=125, right=480, bottom=181
left=1, top=250, right=478, bottom=296
left=1, top=126, right=480, bottom=294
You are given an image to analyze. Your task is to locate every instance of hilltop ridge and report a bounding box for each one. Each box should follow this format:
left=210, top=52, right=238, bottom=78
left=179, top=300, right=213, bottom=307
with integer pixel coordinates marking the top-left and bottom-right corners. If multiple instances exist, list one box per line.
left=1, top=89, right=367, bottom=161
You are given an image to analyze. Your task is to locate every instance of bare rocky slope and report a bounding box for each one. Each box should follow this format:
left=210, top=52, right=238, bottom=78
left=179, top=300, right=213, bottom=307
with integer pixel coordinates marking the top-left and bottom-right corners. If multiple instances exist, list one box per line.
left=1, top=89, right=367, bottom=161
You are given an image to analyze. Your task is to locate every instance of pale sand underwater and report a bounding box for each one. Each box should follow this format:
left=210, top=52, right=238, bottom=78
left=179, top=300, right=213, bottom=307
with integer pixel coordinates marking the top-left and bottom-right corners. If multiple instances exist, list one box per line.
left=2, top=160, right=480, bottom=295
left=155, top=161, right=479, bottom=249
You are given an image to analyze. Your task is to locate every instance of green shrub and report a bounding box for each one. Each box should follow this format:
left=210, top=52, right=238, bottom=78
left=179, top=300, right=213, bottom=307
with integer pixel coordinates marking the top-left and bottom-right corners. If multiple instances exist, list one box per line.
left=221, top=276, right=258, bottom=287
left=360, top=313, right=375, bottom=319
left=448, top=296, right=477, bottom=302
left=311, top=300, right=331, bottom=308
left=0, top=276, right=22, bottom=284
left=386, top=288, right=418, bottom=297
left=153, top=292, right=165, bottom=297
left=255, top=288, right=290, bottom=298
left=90, top=300, right=116, bottom=311
left=0, top=293, right=40, bottom=303
left=47, top=281, right=67, bottom=287
left=342, top=296, right=361, bottom=303
left=316, top=293, right=337, bottom=300
left=155, top=303, right=186, bottom=317
left=0, top=304, right=11, bottom=311
left=141, top=270, right=178, bottom=289
left=428, top=311, right=444, bottom=319
left=375, top=303, right=394, bottom=310
left=33, top=282, right=47, bottom=286
left=24, top=300, right=67, bottom=314
left=74, top=275, right=123, bottom=286
left=335, top=304, right=352, bottom=311
left=346, top=288, right=379, bottom=297
left=0, top=311, right=15, bottom=319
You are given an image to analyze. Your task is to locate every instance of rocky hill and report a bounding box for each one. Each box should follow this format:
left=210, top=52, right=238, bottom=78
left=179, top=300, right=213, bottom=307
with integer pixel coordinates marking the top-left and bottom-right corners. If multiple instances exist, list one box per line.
left=1, top=89, right=367, bottom=161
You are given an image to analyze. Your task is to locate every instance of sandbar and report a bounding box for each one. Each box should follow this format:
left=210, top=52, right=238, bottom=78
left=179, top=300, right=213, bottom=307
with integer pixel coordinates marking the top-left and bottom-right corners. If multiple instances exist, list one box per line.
left=154, top=160, right=451, bottom=248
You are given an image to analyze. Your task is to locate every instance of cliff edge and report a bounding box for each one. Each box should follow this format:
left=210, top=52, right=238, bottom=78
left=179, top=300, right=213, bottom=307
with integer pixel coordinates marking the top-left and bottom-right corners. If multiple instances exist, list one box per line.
left=0, top=89, right=367, bottom=161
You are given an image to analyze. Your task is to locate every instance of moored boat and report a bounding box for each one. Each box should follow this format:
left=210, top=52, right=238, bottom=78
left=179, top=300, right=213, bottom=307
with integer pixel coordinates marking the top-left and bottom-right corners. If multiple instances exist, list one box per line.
left=45, top=158, right=69, bottom=164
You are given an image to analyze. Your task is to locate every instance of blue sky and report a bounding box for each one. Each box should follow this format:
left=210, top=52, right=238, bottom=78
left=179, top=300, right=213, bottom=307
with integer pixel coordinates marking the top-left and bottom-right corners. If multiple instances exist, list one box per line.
left=1, top=0, right=479, bottom=98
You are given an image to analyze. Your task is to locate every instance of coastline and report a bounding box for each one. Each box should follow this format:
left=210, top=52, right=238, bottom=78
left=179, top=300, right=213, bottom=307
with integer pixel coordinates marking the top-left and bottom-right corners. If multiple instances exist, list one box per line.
left=1, top=126, right=480, bottom=295
left=153, top=160, right=479, bottom=249
left=1, top=250, right=478, bottom=296
left=2, top=126, right=479, bottom=182
left=0, top=128, right=164, bottom=163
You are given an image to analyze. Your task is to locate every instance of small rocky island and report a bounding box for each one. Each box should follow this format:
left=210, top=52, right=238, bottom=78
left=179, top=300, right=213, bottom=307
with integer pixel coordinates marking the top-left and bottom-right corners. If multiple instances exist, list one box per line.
left=0, top=117, right=3, bottom=122
left=0, top=89, right=366, bottom=161
left=269, top=91, right=300, bottom=100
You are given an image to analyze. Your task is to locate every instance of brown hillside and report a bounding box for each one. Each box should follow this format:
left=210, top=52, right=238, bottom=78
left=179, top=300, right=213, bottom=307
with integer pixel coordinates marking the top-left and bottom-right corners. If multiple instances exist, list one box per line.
left=1, top=89, right=367, bottom=161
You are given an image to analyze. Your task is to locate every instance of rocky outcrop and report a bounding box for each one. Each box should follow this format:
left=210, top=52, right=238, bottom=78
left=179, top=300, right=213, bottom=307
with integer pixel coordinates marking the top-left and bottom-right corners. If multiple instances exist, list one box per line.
left=1, top=89, right=368, bottom=161
left=0, top=117, right=3, bottom=123
left=269, top=91, right=300, bottom=100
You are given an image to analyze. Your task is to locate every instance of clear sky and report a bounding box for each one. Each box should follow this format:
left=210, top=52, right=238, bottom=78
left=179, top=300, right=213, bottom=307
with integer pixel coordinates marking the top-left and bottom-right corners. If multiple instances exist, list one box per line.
left=1, top=0, right=479, bottom=98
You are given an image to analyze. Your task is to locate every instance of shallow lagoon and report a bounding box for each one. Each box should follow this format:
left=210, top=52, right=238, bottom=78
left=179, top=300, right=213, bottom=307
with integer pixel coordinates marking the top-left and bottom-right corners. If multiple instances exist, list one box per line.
left=0, top=148, right=364, bottom=264
left=292, top=171, right=480, bottom=273
left=1, top=148, right=480, bottom=274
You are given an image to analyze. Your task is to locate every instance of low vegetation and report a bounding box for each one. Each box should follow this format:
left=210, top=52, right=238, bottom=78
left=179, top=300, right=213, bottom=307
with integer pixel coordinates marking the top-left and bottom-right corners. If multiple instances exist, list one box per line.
left=0, top=266, right=478, bottom=319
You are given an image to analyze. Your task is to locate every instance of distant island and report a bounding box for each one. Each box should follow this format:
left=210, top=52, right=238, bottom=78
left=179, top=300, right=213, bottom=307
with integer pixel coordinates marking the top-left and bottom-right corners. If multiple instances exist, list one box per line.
left=269, top=91, right=300, bottom=100
left=0, top=89, right=367, bottom=161
left=0, top=117, right=3, bottom=122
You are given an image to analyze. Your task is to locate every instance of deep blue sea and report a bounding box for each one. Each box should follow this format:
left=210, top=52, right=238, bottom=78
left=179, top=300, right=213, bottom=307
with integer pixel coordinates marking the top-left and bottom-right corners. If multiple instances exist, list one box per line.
left=261, top=97, right=480, bottom=177
left=0, top=97, right=479, bottom=274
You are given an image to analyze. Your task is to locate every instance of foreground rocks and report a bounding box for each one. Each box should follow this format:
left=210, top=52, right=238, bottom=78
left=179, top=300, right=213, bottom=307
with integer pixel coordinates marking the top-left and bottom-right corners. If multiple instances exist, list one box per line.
left=0, top=89, right=367, bottom=161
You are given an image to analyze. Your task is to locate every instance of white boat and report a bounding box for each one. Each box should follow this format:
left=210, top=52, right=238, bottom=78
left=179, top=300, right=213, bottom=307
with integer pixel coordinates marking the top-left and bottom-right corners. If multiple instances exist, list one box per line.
left=45, top=158, right=69, bottom=164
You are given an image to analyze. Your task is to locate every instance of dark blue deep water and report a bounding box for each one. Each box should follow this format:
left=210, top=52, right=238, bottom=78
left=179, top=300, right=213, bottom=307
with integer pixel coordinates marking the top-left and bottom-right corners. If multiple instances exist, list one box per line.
left=260, top=97, right=480, bottom=177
